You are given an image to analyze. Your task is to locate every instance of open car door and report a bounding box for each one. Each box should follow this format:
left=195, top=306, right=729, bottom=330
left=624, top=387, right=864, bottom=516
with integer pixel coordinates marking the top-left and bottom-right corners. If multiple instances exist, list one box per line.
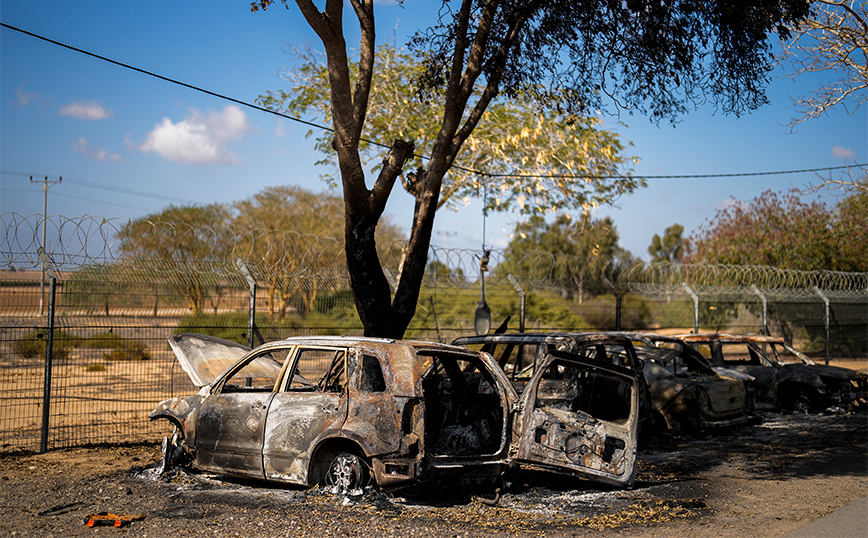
left=514, top=349, right=640, bottom=488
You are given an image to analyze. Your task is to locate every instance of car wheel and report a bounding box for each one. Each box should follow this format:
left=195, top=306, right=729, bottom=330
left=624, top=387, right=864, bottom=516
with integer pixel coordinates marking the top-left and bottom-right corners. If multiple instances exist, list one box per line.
left=792, top=396, right=812, bottom=414
left=325, top=453, right=369, bottom=492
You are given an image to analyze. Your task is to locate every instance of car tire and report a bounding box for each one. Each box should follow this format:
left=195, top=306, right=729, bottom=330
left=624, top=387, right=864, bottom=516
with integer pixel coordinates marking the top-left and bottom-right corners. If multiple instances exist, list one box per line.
left=324, top=452, right=369, bottom=492
left=792, top=396, right=812, bottom=414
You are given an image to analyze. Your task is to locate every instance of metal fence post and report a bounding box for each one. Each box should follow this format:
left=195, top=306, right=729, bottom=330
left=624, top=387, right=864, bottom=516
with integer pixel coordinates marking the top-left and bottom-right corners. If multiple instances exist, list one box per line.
left=37, top=247, right=57, bottom=454
left=235, top=258, right=257, bottom=349
left=750, top=285, right=768, bottom=335
left=603, top=278, right=622, bottom=331
left=813, top=287, right=830, bottom=365
left=682, top=283, right=699, bottom=334
left=506, top=273, right=526, bottom=333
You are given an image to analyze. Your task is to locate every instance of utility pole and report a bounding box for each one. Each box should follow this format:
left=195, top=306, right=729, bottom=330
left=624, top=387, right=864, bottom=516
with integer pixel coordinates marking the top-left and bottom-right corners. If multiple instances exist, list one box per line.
left=31, top=176, right=62, bottom=315
left=436, top=230, right=457, bottom=249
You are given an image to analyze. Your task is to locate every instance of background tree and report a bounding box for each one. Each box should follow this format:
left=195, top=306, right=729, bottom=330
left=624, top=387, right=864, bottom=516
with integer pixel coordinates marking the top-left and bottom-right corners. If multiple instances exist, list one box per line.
left=648, top=224, right=685, bottom=263
left=252, top=0, right=810, bottom=338
left=117, top=204, right=232, bottom=313
left=682, top=189, right=867, bottom=272
left=233, top=186, right=347, bottom=318
left=233, top=185, right=404, bottom=318
left=258, top=44, right=642, bottom=216
left=778, top=0, right=867, bottom=128
left=499, top=214, right=636, bottom=302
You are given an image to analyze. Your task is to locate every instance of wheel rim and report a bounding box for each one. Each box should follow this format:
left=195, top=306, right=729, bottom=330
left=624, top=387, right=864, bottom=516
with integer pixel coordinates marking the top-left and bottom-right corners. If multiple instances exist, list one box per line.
left=327, top=454, right=366, bottom=491
left=793, top=396, right=811, bottom=414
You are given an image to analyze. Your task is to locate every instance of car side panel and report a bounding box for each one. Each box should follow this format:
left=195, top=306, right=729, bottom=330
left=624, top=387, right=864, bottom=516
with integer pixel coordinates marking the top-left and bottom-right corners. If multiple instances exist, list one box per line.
left=261, top=391, right=346, bottom=484
left=195, top=392, right=274, bottom=478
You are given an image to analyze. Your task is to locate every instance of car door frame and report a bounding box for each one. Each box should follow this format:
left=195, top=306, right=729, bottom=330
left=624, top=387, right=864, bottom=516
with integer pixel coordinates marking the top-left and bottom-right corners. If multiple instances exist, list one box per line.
left=512, top=349, right=640, bottom=488
left=262, top=345, right=351, bottom=485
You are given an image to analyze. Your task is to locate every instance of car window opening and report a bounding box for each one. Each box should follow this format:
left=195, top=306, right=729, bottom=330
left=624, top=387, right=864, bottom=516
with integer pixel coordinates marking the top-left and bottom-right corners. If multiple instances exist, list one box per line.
left=536, top=360, right=632, bottom=425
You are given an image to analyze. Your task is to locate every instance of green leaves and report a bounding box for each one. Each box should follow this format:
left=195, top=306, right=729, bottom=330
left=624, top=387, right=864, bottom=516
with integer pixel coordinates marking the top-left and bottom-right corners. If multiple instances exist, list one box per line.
left=684, top=190, right=867, bottom=272
left=257, top=44, right=643, bottom=218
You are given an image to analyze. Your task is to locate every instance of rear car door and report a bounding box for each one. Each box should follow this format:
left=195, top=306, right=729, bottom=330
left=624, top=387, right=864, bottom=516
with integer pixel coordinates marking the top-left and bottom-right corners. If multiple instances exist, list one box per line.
left=513, top=350, right=640, bottom=487
left=262, top=346, right=350, bottom=484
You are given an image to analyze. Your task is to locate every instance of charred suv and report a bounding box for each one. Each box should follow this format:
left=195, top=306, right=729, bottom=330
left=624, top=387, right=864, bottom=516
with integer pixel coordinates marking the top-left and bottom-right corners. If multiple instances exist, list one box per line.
left=150, top=334, right=640, bottom=491
left=614, top=332, right=754, bottom=431
left=678, top=334, right=867, bottom=414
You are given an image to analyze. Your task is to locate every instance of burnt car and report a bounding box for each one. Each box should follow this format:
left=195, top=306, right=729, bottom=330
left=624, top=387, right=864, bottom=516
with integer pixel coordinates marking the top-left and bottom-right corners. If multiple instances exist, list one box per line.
left=150, top=334, right=640, bottom=491
left=453, top=332, right=750, bottom=433
left=677, top=333, right=867, bottom=413
left=613, top=332, right=754, bottom=431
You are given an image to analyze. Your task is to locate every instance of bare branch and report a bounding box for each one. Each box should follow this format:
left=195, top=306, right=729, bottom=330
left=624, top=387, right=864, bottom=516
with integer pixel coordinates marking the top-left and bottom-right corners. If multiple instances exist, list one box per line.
left=800, top=164, right=868, bottom=195
left=778, top=0, right=868, bottom=128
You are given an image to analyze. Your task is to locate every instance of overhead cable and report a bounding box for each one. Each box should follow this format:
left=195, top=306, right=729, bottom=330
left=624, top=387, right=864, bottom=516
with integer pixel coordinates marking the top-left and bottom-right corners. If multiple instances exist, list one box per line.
left=2, top=22, right=864, bottom=182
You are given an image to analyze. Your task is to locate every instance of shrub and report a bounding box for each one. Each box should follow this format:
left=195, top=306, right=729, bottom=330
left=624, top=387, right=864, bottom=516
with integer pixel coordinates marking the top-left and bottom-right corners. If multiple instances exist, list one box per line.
left=86, top=363, right=107, bottom=372
left=13, top=330, right=79, bottom=361
left=81, top=332, right=152, bottom=360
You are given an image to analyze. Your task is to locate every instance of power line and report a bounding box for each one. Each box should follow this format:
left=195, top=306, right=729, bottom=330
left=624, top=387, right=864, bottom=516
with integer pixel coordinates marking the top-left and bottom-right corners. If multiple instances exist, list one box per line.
left=0, top=22, right=332, bottom=135
left=2, top=22, right=863, bottom=183
left=1, top=170, right=194, bottom=204
left=477, top=163, right=867, bottom=181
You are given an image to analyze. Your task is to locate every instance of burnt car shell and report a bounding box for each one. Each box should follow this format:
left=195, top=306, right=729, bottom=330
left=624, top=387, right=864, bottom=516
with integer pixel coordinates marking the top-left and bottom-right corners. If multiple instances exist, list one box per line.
left=613, top=332, right=752, bottom=432
left=150, top=334, right=639, bottom=490
left=677, top=333, right=867, bottom=413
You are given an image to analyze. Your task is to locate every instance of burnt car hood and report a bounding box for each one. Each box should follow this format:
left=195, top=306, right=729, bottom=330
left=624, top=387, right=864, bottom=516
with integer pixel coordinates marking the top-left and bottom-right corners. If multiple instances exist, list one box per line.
left=168, top=333, right=252, bottom=387
left=780, top=362, right=866, bottom=383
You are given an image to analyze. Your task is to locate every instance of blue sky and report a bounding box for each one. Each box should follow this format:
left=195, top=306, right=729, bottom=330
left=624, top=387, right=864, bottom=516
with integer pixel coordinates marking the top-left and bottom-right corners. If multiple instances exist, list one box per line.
left=2, top=0, right=865, bottom=261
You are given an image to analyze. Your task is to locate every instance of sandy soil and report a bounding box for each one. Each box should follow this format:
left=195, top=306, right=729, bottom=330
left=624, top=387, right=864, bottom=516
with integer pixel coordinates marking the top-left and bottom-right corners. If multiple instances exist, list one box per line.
left=1, top=412, right=865, bottom=538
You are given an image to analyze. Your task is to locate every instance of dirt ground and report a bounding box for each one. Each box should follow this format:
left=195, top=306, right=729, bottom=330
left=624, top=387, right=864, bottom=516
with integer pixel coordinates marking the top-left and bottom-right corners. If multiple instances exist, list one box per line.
left=1, top=411, right=865, bottom=538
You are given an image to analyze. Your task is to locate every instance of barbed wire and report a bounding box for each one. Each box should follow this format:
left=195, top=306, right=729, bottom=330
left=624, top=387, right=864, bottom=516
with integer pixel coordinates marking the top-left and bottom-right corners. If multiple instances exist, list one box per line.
left=2, top=213, right=866, bottom=299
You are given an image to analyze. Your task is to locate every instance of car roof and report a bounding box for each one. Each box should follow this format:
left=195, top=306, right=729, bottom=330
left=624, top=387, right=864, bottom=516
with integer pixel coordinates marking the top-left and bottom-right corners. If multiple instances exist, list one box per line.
left=676, top=333, right=788, bottom=345
left=453, top=332, right=633, bottom=345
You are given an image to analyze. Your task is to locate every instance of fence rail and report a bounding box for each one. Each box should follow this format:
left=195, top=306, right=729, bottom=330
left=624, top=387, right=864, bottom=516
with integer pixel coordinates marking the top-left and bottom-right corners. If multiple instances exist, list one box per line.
left=2, top=213, right=866, bottom=453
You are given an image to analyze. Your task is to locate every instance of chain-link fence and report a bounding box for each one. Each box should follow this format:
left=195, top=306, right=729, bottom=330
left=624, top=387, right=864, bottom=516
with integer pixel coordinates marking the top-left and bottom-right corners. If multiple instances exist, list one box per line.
left=2, top=213, right=866, bottom=453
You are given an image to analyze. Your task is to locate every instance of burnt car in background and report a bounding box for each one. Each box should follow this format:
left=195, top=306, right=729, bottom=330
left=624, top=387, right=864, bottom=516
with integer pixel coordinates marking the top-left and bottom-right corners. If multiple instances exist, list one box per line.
left=613, top=332, right=755, bottom=431
left=453, top=332, right=749, bottom=433
left=150, top=334, right=640, bottom=491
left=677, top=333, right=867, bottom=413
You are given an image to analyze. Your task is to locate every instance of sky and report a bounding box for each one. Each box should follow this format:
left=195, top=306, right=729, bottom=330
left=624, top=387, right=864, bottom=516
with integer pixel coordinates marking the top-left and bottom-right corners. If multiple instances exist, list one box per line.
left=2, top=0, right=866, bottom=262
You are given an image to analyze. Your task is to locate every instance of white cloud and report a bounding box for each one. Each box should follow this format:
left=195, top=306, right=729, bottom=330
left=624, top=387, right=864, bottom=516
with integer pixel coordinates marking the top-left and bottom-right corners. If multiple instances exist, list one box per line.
left=16, top=85, right=41, bottom=106
left=139, top=105, right=254, bottom=164
left=59, top=100, right=113, bottom=120
left=831, top=145, right=856, bottom=159
left=73, top=137, right=123, bottom=162
left=275, top=118, right=286, bottom=137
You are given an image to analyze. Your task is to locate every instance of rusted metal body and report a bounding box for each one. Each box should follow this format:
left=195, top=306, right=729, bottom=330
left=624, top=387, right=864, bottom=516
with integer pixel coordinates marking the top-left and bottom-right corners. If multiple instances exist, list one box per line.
left=453, top=332, right=751, bottom=433
left=616, top=333, right=753, bottom=431
left=677, top=333, right=868, bottom=413
left=150, top=334, right=639, bottom=491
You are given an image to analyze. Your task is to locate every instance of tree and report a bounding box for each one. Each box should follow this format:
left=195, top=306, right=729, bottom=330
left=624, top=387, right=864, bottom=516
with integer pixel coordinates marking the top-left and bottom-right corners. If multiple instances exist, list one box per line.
left=648, top=224, right=684, bottom=263
left=683, top=189, right=867, bottom=272
left=252, top=0, right=810, bottom=338
left=117, top=204, right=233, bottom=313
left=232, top=185, right=404, bottom=317
left=499, top=214, right=635, bottom=301
left=830, top=191, right=868, bottom=272
left=778, top=0, right=867, bottom=128
left=802, top=163, right=868, bottom=195
left=258, top=44, right=642, bottom=216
